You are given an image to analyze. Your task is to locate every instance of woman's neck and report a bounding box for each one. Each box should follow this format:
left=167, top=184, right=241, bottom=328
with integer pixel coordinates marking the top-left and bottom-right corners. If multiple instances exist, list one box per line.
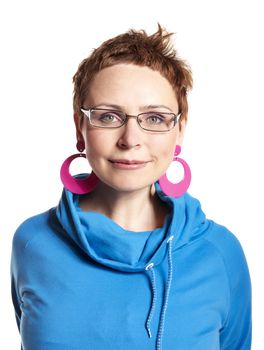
left=78, top=182, right=171, bottom=232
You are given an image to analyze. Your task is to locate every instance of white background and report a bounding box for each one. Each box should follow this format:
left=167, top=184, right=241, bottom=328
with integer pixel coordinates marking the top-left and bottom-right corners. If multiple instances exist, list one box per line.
left=1, top=0, right=263, bottom=348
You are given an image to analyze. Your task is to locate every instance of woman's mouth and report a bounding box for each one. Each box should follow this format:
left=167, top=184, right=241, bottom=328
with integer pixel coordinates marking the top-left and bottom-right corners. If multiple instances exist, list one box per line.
left=109, top=159, right=149, bottom=169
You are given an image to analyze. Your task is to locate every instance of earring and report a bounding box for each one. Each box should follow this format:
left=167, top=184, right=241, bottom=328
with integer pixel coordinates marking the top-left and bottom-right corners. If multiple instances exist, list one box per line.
left=60, top=141, right=99, bottom=194
left=158, top=145, right=191, bottom=197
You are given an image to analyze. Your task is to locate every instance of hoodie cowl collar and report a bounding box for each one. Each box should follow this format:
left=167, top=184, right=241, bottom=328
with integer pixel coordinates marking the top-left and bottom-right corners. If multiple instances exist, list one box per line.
left=56, top=180, right=210, bottom=273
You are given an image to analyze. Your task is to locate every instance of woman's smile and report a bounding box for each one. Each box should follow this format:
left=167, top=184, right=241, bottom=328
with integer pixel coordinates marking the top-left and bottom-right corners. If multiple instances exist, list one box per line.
left=108, top=159, right=149, bottom=170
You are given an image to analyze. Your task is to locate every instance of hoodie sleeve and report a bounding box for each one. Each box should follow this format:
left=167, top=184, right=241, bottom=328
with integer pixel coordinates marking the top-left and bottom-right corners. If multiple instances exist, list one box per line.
left=11, top=274, right=24, bottom=350
left=10, top=229, right=23, bottom=333
left=11, top=241, right=23, bottom=350
left=206, top=223, right=252, bottom=349
left=11, top=273, right=21, bottom=331
left=10, top=217, right=35, bottom=350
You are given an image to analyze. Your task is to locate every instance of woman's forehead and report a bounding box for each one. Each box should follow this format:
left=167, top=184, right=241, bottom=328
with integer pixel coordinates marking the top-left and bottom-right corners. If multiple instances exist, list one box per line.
left=85, top=64, right=179, bottom=110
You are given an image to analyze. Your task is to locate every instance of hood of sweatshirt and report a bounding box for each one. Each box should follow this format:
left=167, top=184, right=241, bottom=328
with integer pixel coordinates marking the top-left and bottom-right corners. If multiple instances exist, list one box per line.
left=56, top=180, right=210, bottom=272
left=56, top=179, right=211, bottom=349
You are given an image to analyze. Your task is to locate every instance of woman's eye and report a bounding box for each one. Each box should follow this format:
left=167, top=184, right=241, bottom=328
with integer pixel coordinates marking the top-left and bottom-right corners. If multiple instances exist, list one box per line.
left=145, top=114, right=165, bottom=124
left=99, top=113, right=121, bottom=122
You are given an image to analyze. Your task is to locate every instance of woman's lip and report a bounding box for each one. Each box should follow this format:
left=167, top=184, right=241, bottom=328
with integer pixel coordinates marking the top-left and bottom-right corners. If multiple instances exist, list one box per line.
left=109, top=161, right=148, bottom=170
left=109, top=160, right=148, bottom=164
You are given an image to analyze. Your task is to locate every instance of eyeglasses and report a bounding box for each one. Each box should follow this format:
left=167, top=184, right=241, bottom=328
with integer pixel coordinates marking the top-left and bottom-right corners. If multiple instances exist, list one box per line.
left=80, top=108, right=181, bottom=132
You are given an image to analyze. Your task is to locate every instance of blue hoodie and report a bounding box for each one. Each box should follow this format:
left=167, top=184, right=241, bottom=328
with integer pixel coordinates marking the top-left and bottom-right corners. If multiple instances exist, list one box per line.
left=11, top=181, right=251, bottom=350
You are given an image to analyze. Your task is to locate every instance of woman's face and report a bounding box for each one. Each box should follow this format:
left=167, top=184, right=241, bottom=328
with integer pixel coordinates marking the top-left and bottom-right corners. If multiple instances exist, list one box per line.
left=75, top=63, right=186, bottom=193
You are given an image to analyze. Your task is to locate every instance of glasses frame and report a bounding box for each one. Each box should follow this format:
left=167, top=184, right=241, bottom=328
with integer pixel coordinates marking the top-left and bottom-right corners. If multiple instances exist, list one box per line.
left=80, top=107, right=181, bottom=132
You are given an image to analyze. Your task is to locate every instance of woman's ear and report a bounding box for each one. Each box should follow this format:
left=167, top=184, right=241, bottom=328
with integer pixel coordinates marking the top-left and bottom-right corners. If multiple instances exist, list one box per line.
left=177, top=117, right=187, bottom=146
left=73, top=112, right=83, bottom=141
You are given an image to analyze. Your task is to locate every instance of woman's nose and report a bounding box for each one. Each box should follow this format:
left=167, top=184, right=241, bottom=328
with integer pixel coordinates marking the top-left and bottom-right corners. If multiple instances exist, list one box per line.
left=117, top=117, right=142, bottom=149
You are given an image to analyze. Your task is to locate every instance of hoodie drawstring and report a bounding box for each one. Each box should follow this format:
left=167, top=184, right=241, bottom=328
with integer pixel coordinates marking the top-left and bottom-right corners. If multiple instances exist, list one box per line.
left=145, top=235, right=174, bottom=350
left=145, top=262, right=157, bottom=338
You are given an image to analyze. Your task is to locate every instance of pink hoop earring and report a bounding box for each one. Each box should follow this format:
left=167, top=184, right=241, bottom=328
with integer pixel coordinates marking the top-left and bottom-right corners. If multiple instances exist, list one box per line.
left=60, top=153, right=99, bottom=194
left=158, top=145, right=191, bottom=197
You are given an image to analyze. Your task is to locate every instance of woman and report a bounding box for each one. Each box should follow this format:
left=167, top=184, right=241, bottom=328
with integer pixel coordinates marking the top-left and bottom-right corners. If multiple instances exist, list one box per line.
left=11, top=25, right=251, bottom=349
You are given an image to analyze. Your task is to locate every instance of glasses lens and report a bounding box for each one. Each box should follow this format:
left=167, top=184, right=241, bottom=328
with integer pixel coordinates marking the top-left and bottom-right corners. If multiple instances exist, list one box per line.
left=90, top=109, right=125, bottom=128
left=139, top=112, right=176, bottom=131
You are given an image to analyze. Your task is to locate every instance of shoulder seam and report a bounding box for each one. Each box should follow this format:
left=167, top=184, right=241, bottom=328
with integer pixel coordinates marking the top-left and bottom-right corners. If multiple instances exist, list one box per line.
left=204, top=233, right=231, bottom=328
left=22, top=209, right=54, bottom=252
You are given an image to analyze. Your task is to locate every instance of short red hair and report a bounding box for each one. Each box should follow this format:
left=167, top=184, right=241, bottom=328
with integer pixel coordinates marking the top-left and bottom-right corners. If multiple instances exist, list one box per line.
left=73, top=24, right=193, bottom=130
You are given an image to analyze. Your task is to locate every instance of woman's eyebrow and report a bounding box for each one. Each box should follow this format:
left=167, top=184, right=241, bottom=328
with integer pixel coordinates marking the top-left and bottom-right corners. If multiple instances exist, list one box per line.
left=143, top=104, right=173, bottom=112
left=93, top=103, right=173, bottom=112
